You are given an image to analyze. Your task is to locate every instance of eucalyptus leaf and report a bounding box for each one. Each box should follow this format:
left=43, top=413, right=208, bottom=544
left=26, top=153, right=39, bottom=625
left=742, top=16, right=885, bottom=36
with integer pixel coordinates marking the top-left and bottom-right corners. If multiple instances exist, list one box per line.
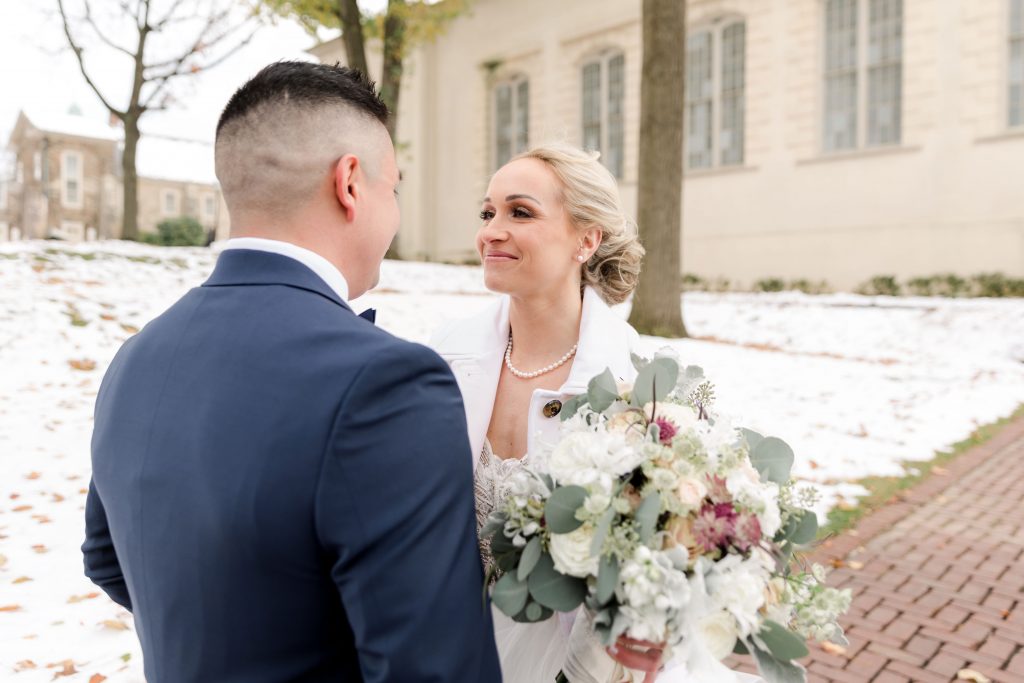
left=490, top=529, right=517, bottom=555
left=733, top=638, right=750, bottom=655
left=590, top=506, right=615, bottom=556
left=527, top=552, right=588, bottom=612
left=750, top=437, right=795, bottom=484
left=633, top=357, right=679, bottom=406
left=479, top=513, right=507, bottom=541
left=545, top=485, right=588, bottom=534
left=749, top=639, right=808, bottom=683
left=525, top=602, right=543, bottom=622
left=740, top=428, right=765, bottom=450
left=630, top=353, right=651, bottom=372
left=560, top=394, right=588, bottom=422
left=595, top=555, right=620, bottom=605
left=495, top=552, right=517, bottom=573
left=517, top=536, right=542, bottom=582
left=587, top=368, right=620, bottom=413
left=789, top=510, right=818, bottom=545
left=491, top=572, right=529, bottom=617
left=636, top=491, right=661, bottom=543
left=758, top=620, right=810, bottom=661
left=512, top=600, right=553, bottom=624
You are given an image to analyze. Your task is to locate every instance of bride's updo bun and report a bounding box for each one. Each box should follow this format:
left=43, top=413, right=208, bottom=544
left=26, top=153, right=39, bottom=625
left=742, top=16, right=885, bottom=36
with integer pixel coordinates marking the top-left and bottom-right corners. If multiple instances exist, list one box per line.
left=511, top=143, right=645, bottom=305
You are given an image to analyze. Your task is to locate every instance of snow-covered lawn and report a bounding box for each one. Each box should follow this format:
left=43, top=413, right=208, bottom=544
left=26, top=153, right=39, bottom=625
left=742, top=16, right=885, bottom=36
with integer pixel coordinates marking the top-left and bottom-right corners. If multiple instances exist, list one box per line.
left=2, top=240, right=1022, bottom=680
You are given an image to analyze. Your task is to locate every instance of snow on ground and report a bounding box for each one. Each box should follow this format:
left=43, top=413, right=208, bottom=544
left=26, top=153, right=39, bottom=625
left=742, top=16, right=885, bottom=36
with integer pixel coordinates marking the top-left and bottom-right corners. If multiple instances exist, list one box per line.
left=1, top=240, right=1022, bottom=680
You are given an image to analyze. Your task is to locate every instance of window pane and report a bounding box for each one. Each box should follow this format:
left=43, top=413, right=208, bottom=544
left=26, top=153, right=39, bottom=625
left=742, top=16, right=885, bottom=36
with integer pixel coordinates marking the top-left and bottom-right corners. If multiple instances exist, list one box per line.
left=1012, top=0, right=1023, bottom=37
left=606, top=54, right=625, bottom=178
left=824, top=0, right=858, bottom=150
left=867, top=0, right=902, bottom=145
left=686, top=31, right=713, bottom=168
left=494, top=83, right=513, bottom=168
left=67, top=180, right=79, bottom=204
left=582, top=62, right=602, bottom=154
left=515, top=79, right=529, bottom=154
left=720, top=22, right=746, bottom=165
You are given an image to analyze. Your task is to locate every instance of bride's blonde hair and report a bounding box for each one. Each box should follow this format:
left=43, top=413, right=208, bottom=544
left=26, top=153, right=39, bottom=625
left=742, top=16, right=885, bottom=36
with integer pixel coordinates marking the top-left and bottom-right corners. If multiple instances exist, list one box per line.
left=511, top=143, right=644, bottom=305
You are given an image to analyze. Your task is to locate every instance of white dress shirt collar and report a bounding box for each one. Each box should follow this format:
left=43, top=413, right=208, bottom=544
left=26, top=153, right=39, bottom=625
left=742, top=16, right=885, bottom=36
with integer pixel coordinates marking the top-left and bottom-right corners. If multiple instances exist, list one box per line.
left=221, top=237, right=350, bottom=303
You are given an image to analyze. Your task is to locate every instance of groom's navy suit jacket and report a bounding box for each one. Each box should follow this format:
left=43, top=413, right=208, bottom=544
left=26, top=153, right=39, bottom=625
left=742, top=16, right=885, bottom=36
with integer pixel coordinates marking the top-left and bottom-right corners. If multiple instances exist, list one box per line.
left=83, top=249, right=501, bottom=682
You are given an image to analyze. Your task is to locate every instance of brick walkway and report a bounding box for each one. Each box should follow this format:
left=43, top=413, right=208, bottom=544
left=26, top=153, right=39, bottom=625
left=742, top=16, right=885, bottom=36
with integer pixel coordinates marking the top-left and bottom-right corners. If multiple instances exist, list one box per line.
left=727, top=415, right=1024, bottom=683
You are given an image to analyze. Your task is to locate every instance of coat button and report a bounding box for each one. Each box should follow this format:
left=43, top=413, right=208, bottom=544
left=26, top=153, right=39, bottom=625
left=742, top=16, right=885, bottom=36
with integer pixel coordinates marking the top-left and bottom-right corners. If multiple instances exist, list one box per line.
left=542, top=400, right=562, bottom=418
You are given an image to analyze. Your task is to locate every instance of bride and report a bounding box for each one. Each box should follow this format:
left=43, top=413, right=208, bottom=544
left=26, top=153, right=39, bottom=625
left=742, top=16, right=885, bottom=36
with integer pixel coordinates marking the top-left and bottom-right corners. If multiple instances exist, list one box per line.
left=433, top=144, right=760, bottom=683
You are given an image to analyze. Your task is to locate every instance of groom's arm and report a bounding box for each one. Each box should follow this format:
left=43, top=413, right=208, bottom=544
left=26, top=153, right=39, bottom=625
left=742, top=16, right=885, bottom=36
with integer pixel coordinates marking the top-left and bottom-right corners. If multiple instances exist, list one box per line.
left=315, top=341, right=501, bottom=683
left=82, top=480, right=132, bottom=611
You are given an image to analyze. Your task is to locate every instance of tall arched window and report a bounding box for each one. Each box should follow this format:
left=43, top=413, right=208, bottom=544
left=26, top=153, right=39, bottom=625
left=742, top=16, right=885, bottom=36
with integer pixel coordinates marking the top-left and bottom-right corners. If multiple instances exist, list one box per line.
left=581, top=51, right=625, bottom=178
left=686, top=19, right=746, bottom=169
left=493, top=75, right=529, bottom=170
left=823, top=0, right=903, bottom=151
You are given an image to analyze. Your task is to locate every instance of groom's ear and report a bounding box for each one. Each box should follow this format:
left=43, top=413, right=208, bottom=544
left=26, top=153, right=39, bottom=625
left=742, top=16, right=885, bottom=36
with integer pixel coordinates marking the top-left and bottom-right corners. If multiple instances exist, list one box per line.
left=333, top=154, right=361, bottom=222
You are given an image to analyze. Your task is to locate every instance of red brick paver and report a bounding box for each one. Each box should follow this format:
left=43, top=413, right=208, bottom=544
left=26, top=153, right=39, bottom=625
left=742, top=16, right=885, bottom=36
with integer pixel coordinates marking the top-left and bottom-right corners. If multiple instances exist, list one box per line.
left=726, top=415, right=1024, bottom=682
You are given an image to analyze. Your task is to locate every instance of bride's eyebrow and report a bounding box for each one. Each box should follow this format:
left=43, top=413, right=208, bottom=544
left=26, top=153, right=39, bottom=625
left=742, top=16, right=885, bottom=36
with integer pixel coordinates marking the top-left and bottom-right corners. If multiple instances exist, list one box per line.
left=479, top=194, right=543, bottom=205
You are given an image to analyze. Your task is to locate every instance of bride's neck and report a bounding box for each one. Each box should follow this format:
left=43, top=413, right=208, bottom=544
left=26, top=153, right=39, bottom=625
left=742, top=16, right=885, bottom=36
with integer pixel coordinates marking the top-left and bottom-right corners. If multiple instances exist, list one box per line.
left=507, top=286, right=584, bottom=361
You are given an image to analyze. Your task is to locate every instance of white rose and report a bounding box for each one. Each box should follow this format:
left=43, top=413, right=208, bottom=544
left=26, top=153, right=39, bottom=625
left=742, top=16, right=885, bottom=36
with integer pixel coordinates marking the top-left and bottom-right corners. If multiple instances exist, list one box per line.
left=675, top=476, right=708, bottom=507
left=549, top=524, right=600, bottom=578
left=584, top=493, right=611, bottom=515
left=548, top=432, right=598, bottom=485
left=707, top=556, right=769, bottom=636
left=698, top=610, right=740, bottom=660
left=590, top=431, right=646, bottom=477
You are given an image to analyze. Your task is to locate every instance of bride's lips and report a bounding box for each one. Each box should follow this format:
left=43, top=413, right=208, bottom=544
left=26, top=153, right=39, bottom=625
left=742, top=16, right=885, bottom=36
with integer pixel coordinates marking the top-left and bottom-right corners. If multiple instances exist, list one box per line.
left=485, top=251, right=518, bottom=262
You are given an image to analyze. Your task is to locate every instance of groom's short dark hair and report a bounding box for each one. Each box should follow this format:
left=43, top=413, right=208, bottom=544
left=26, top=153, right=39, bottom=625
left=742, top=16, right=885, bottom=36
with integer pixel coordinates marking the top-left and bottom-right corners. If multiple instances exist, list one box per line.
left=216, top=61, right=388, bottom=136
left=214, top=61, right=392, bottom=222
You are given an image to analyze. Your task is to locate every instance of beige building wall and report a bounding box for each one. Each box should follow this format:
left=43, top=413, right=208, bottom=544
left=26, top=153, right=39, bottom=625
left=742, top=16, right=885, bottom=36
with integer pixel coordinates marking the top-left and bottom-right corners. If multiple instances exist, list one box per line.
left=138, top=178, right=226, bottom=241
left=314, top=0, right=1024, bottom=289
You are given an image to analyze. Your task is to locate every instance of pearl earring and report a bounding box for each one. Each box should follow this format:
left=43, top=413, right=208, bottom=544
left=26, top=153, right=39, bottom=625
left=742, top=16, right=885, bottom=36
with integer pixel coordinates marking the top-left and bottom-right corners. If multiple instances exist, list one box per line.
left=576, top=254, right=585, bottom=262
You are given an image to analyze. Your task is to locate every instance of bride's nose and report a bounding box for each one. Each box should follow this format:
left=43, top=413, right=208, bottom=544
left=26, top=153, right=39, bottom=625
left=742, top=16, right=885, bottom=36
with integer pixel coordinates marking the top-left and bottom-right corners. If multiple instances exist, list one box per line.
left=478, top=220, right=510, bottom=244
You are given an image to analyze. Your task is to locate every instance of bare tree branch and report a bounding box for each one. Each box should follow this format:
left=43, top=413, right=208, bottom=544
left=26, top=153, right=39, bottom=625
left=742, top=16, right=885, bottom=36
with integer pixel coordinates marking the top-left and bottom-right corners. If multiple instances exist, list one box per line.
left=56, top=0, right=125, bottom=117
left=150, top=0, right=190, bottom=30
left=82, top=0, right=135, bottom=57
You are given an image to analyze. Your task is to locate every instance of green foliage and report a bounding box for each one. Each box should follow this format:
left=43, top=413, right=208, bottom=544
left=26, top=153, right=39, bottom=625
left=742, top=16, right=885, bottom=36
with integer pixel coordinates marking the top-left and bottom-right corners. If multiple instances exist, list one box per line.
left=749, top=437, right=795, bottom=484
left=755, top=278, right=786, bottom=293
left=631, top=356, right=679, bottom=406
left=526, top=552, right=587, bottom=612
left=544, top=486, right=588, bottom=534
left=856, top=275, right=901, bottom=296
left=140, top=217, right=207, bottom=247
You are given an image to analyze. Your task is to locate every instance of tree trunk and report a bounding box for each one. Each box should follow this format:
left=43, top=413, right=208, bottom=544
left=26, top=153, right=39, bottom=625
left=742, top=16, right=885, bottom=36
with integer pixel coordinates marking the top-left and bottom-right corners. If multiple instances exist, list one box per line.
left=121, top=115, right=140, bottom=241
left=380, top=0, right=406, bottom=140
left=628, top=0, right=687, bottom=338
left=337, top=0, right=370, bottom=76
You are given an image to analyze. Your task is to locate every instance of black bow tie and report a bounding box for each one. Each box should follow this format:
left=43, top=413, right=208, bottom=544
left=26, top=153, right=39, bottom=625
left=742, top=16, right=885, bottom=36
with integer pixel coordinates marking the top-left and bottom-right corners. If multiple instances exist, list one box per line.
left=358, top=308, right=376, bottom=325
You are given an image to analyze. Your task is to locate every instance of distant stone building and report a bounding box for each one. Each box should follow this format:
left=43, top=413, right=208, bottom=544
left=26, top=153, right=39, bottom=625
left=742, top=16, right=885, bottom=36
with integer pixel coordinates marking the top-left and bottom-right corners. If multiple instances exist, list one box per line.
left=311, top=0, right=1024, bottom=289
left=0, top=108, right=228, bottom=243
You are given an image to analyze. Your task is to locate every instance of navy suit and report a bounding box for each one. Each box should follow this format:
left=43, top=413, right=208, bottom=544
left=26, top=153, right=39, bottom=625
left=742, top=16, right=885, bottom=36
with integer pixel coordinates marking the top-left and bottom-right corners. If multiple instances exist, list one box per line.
left=83, top=249, right=501, bottom=682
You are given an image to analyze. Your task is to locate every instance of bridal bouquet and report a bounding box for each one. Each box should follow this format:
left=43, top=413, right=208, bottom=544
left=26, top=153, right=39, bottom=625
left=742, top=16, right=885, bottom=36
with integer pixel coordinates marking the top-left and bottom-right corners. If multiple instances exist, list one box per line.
left=480, top=353, right=850, bottom=683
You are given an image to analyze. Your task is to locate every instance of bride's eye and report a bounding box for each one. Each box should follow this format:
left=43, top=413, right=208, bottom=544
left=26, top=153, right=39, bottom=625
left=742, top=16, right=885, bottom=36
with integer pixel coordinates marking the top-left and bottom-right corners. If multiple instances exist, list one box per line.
left=479, top=209, right=495, bottom=221
left=511, top=207, right=532, bottom=219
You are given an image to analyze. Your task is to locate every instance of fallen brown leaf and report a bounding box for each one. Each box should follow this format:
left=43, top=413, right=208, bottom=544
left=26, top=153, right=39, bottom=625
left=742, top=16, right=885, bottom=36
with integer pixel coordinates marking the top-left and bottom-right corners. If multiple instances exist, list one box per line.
left=25, top=472, right=41, bottom=480
left=68, top=592, right=100, bottom=604
left=121, top=324, right=139, bottom=334
left=99, top=313, right=116, bottom=321
left=848, top=560, right=865, bottom=570
left=12, top=505, right=33, bottom=512
left=101, top=619, right=130, bottom=631
left=32, top=544, right=49, bottom=554
left=957, top=670, right=991, bottom=683
left=15, top=660, right=37, bottom=671
left=0, top=553, right=6, bottom=568
left=68, top=358, right=97, bottom=371
left=49, top=660, right=77, bottom=679
left=820, top=641, right=847, bottom=656
left=89, top=675, right=108, bottom=683
left=13, top=577, right=33, bottom=584
left=52, top=493, right=65, bottom=503
left=0, top=604, right=22, bottom=612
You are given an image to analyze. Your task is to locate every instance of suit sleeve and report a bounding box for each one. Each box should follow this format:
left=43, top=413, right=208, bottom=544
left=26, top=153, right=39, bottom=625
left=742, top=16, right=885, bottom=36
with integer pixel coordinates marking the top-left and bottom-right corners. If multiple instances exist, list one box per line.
left=82, top=479, right=133, bottom=611
left=314, top=341, right=502, bottom=683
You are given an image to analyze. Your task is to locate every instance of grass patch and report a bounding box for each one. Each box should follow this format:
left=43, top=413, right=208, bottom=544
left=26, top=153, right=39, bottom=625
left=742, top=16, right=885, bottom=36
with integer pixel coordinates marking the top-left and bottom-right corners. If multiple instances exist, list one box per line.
left=820, top=403, right=1024, bottom=538
left=125, top=255, right=162, bottom=265
left=45, top=248, right=98, bottom=261
left=64, top=303, right=89, bottom=327
left=0, top=252, right=19, bottom=260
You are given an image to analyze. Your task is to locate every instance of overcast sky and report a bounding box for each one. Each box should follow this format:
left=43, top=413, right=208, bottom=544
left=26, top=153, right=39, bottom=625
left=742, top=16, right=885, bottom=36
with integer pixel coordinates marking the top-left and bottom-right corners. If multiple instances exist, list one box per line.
left=0, top=0, right=391, bottom=145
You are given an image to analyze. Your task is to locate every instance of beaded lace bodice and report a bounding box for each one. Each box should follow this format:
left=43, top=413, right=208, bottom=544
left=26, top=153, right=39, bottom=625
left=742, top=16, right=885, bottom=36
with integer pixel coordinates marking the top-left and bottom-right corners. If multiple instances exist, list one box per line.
left=473, top=440, right=529, bottom=576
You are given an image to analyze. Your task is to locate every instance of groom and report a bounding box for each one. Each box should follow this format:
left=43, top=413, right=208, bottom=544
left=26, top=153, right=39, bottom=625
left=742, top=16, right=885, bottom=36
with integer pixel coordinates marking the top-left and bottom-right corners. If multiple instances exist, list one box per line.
left=83, top=61, right=501, bottom=682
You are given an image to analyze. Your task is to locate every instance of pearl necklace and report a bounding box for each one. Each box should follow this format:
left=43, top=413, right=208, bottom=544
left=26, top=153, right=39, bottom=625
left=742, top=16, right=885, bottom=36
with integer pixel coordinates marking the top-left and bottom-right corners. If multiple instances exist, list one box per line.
left=504, top=333, right=578, bottom=379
